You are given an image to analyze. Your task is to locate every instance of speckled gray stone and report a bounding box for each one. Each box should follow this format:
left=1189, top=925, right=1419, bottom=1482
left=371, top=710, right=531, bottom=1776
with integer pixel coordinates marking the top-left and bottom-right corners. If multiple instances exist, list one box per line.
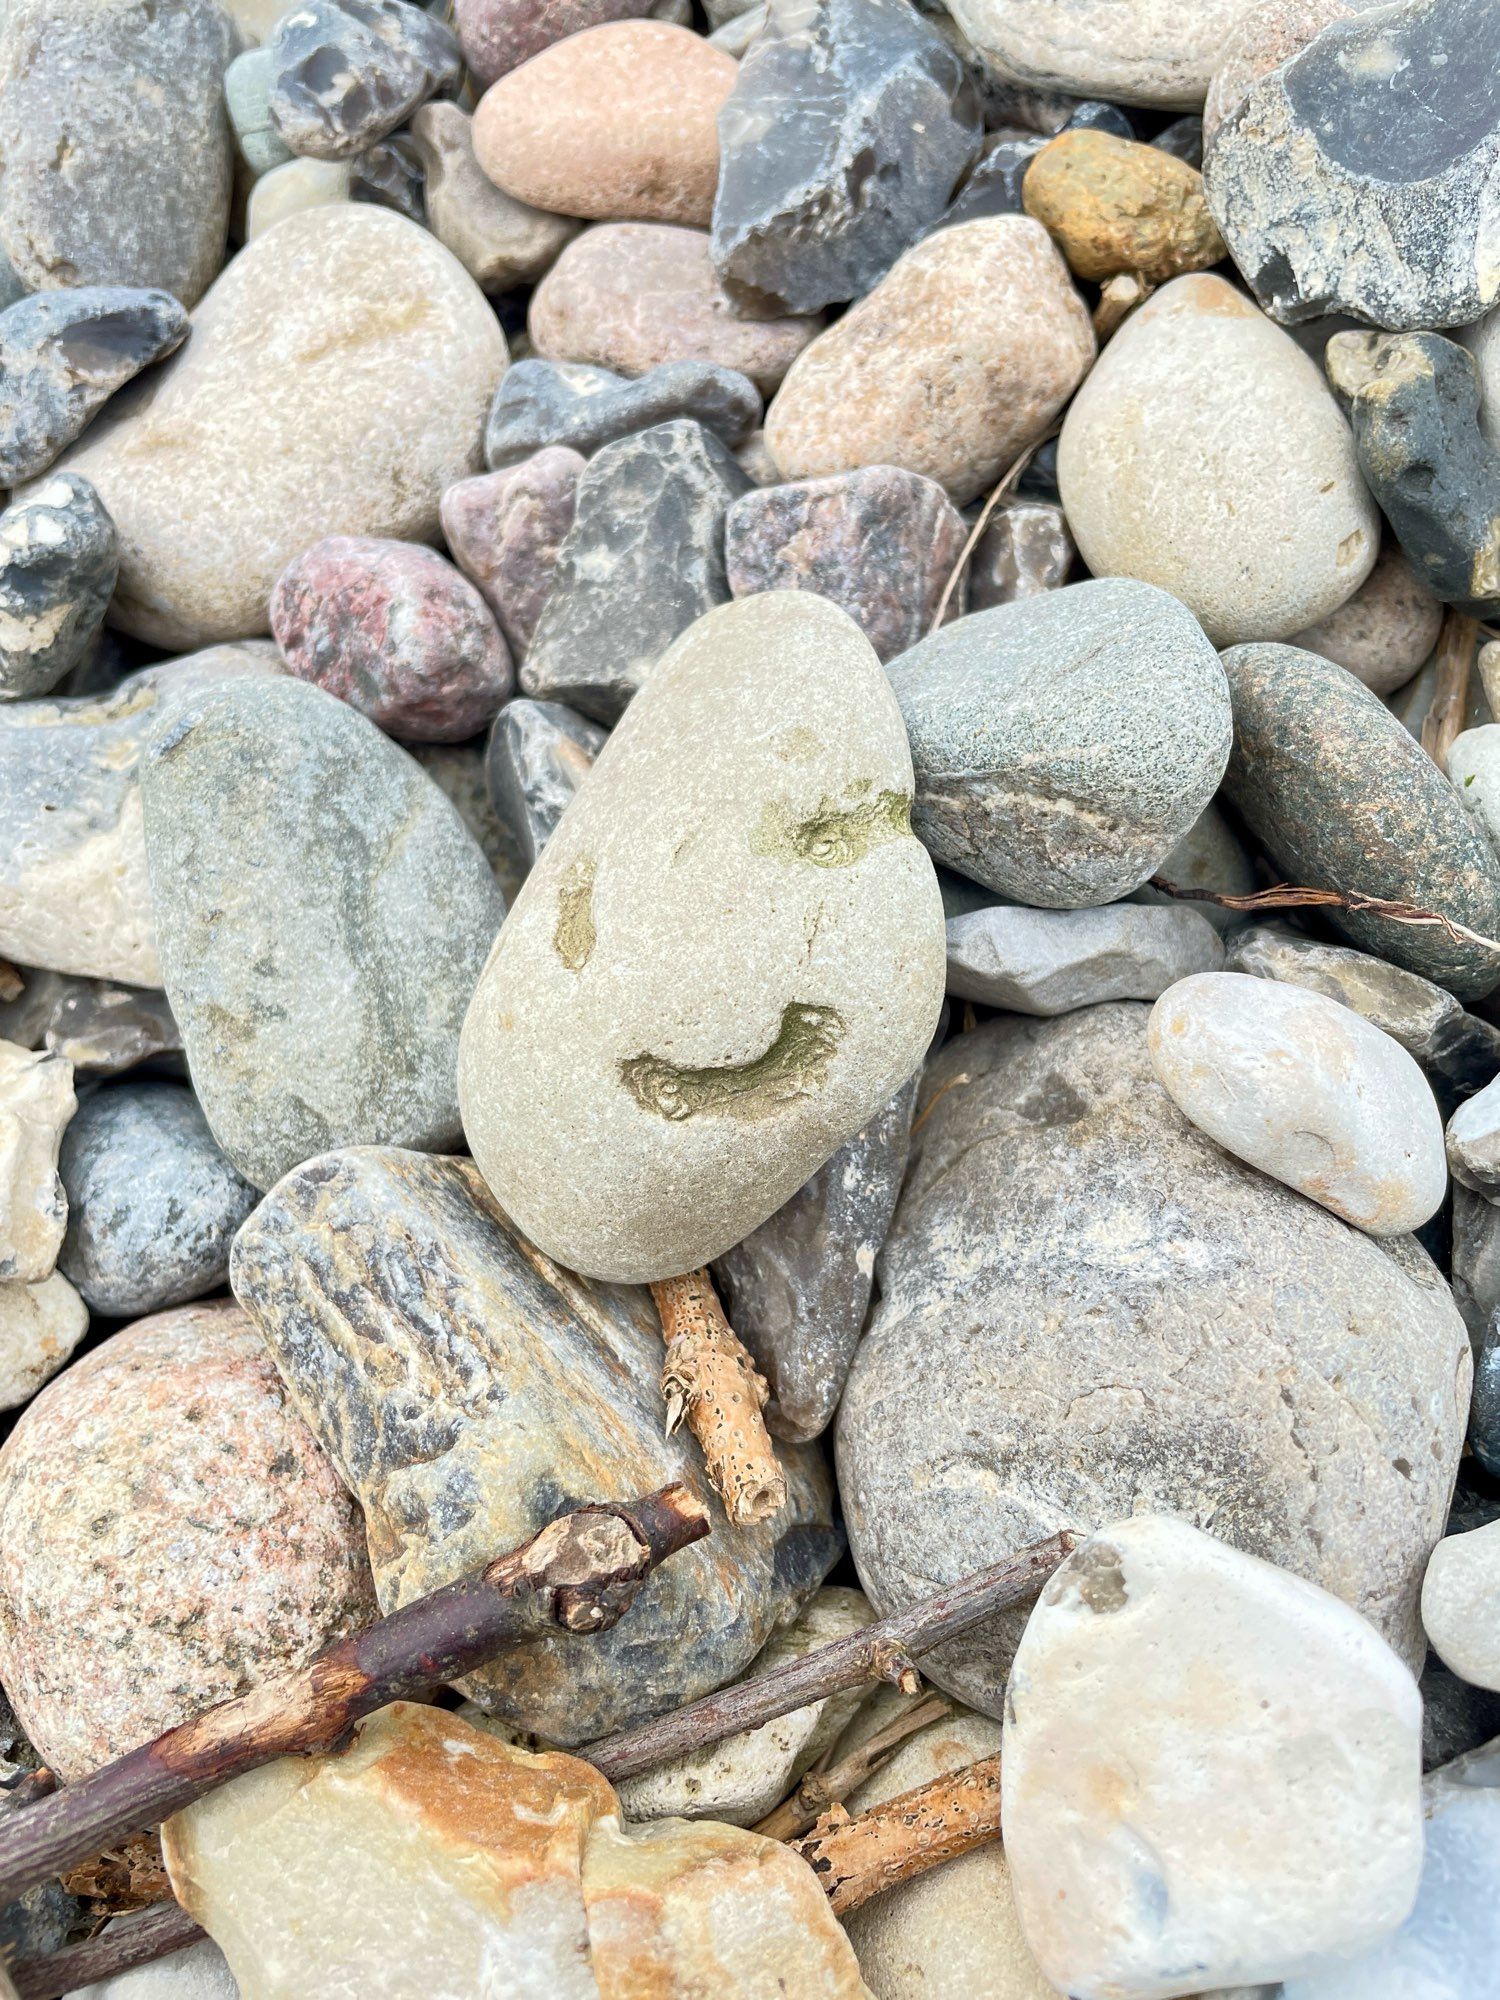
left=140, top=675, right=506, bottom=1192
left=267, top=0, right=462, bottom=161
left=484, top=697, right=606, bottom=870
left=485, top=358, right=761, bottom=470
left=0, top=474, right=118, bottom=704
left=945, top=900, right=1225, bottom=1014
left=58, top=1082, right=258, bottom=1317
left=837, top=1003, right=1470, bottom=1713
left=229, top=1143, right=839, bottom=1742
left=712, top=1074, right=915, bottom=1444
left=887, top=579, right=1232, bottom=906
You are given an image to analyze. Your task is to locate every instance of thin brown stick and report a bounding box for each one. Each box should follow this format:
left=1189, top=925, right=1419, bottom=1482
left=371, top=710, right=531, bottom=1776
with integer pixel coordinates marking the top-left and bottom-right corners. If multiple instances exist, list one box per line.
left=754, top=1692, right=953, bottom=1841
left=11, top=1899, right=204, bottom=2000
left=0, top=1485, right=709, bottom=1913
left=793, top=1752, right=1004, bottom=1915
left=1148, top=876, right=1500, bottom=956
left=651, top=1269, right=786, bottom=1527
left=930, top=422, right=1062, bottom=633
left=1421, top=609, right=1479, bottom=768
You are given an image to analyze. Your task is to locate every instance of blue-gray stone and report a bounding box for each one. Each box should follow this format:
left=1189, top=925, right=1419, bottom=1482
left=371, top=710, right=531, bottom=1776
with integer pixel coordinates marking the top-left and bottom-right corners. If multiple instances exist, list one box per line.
left=226, top=48, right=294, bottom=177
left=485, top=358, right=762, bottom=471
left=483, top=696, right=605, bottom=869
left=0, top=474, right=117, bottom=703
left=268, top=0, right=462, bottom=161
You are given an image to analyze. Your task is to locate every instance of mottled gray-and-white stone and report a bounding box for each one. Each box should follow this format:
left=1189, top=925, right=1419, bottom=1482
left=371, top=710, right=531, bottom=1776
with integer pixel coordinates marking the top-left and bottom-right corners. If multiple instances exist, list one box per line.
left=485, top=358, right=761, bottom=470
left=267, top=0, right=461, bottom=161
left=484, top=698, right=606, bottom=871
left=1423, top=1521, right=1500, bottom=1693
left=945, top=902, right=1225, bottom=1016
left=0, top=474, right=118, bottom=704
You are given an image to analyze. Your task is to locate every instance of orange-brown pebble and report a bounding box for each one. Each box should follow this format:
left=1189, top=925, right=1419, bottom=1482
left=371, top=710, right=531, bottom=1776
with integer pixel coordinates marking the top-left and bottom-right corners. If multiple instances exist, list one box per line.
left=1023, top=128, right=1225, bottom=285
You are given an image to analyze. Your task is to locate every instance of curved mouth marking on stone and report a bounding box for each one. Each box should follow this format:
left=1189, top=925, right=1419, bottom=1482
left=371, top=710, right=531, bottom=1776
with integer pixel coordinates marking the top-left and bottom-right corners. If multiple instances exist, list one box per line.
left=753, top=787, right=913, bottom=868
left=618, top=1001, right=846, bottom=1122
left=553, top=855, right=596, bottom=972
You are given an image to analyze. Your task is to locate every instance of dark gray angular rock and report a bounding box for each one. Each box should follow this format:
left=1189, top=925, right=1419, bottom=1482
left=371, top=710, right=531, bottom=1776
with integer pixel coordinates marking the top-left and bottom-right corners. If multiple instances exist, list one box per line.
left=712, top=0, right=982, bottom=314
left=1474, top=1316, right=1500, bottom=1480
left=1451, top=1184, right=1500, bottom=1346
left=0, top=474, right=117, bottom=703
left=934, top=136, right=1044, bottom=228
left=0, top=287, right=188, bottom=487
left=1204, top=0, right=1500, bottom=329
left=139, top=675, right=506, bottom=1191
left=712, top=1075, right=916, bottom=1445
left=0, top=968, right=180, bottom=1075
left=1221, top=643, right=1500, bottom=999
left=1326, top=330, right=1500, bottom=618
left=483, top=696, right=605, bottom=870
left=967, top=496, right=1073, bottom=610
left=58, top=1081, right=258, bottom=1317
left=230, top=1145, right=839, bottom=1742
left=520, top=418, right=751, bottom=723
left=268, top=0, right=462, bottom=162
left=1420, top=1656, right=1500, bottom=1771
left=350, top=132, right=426, bottom=220
left=724, top=465, right=967, bottom=663
left=485, top=358, right=762, bottom=471
left=1153, top=114, right=1204, bottom=168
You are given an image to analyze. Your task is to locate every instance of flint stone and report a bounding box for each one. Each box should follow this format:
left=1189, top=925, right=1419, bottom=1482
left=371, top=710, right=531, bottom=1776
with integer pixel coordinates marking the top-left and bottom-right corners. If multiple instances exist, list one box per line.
left=936, top=0, right=1263, bottom=109
left=456, top=0, right=686, bottom=88
left=947, top=902, right=1225, bottom=1015
left=244, top=156, right=352, bottom=239
left=1447, top=1073, right=1500, bottom=1195
left=226, top=47, right=294, bottom=177
left=1022, top=128, right=1224, bottom=283
left=530, top=222, right=823, bottom=397
left=1003, top=1515, right=1423, bottom=1999
left=0, top=288, right=188, bottom=488
left=58, top=1081, right=258, bottom=1318
left=1477, top=1320, right=1500, bottom=1479
left=460, top=592, right=946, bottom=1283
left=1291, top=538, right=1442, bottom=696
left=0, top=473, right=118, bottom=704
left=484, top=696, right=606, bottom=869
left=1221, top=642, right=1500, bottom=999
left=141, top=676, right=504, bottom=1192
left=409, top=103, right=576, bottom=295
left=0, top=645, right=278, bottom=987
left=230, top=1145, right=839, bottom=1740
left=710, top=0, right=982, bottom=315
left=0, top=0, right=234, bottom=308
left=0, top=1040, right=73, bottom=1286
left=0, top=1299, right=377, bottom=1778
left=54, top=207, right=508, bottom=650
left=0, top=1269, right=85, bottom=1413
left=724, top=466, right=967, bottom=663
left=349, top=133, right=424, bottom=222
left=267, top=0, right=461, bottom=161
left=487, top=359, right=761, bottom=474
left=764, top=216, right=1094, bottom=507
left=888, top=579, right=1232, bottom=906
left=968, top=497, right=1073, bottom=610
left=835, top=1004, right=1471, bottom=1711
left=1201, top=0, right=1355, bottom=151
left=712, top=1075, right=916, bottom=1444
left=1423, top=1520, right=1500, bottom=1692
left=520, top=418, right=750, bottom=724
left=441, top=449, right=583, bottom=655
left=0, top=969, right=180, bottom=1077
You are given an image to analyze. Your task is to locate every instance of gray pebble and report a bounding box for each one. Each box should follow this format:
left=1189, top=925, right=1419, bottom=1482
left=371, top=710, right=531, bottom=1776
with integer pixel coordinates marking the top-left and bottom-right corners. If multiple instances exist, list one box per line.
left=0, top=969, right=180, bottom=1076
left=967, top=497, right=1073, bottom=610
left=268, top=0, right=462, bottom=161
left=483, top=697, right=605, bottom=871
left=945, top=901, right=1224, bottom=1016
left=226, top=47, right=294, bottom=177
left=485, top=358, right=762, bottom=471
left=0, top=474, right=118, bottom=703
left=1452, top=1183, right=1500, bottom=1347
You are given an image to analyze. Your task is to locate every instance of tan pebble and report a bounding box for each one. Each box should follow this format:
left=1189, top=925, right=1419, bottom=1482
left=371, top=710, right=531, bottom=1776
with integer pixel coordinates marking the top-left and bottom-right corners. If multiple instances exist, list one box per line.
left=0, top=1039, right=74, bottom=1286
left=244, top=157, right=351, bottom=239
left=1024, top=128, right=1225, bottom=284
left=1291, top=539, right=1443, bottom=697
left=0, top=1268, right=86, bottom=1414
left=411, top=101, right=577, bottom=293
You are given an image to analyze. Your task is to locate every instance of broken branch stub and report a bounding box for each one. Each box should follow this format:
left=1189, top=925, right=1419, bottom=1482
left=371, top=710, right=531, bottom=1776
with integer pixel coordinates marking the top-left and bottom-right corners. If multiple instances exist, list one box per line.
left=792, top=1751, right=1005, bottom=1916
left=651, top=1268, right=787, bottom=1527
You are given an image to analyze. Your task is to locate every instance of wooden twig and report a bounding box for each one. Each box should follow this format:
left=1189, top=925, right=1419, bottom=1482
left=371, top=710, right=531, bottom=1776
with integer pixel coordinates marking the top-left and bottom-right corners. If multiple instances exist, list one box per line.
left=1421, top=609, right=1479, bottom=768
left=793, top=1752, right=1004, bottom=1914
left=1148, top=875, right=1500, bottom=956
left=754, top=1692, right=953, bottom=1842
left=0, top=1486, right=709, bottom=1913
left=651, top=1269, right=786, bottom=1527
left=930, top=421, right=1063, bottom=633
left=11, top=1899, right=204, bottom=2000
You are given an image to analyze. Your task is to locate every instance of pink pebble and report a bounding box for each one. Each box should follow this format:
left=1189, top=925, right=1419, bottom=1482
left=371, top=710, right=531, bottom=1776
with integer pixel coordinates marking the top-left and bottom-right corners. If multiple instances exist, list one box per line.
left=440, top=446, right=584, bottom=657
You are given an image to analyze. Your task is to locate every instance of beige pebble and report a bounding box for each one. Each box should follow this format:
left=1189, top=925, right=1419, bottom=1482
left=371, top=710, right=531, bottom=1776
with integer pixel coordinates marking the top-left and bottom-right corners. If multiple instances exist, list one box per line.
left=1203, top=0, right=1356, bottom=150
left=410, top=101, right=577, bottom=293
left=1422, top=1520, right=1500, bottom=1693
left=0, top=1039, right=73, bottom=1286
left=1290, top=539, right=1442, bottom=696
left=0, top=1268, right=86, bottom=1414
left=940, top=0, right=1265, bottom=110
left=244, top=158, right=351, bottom=239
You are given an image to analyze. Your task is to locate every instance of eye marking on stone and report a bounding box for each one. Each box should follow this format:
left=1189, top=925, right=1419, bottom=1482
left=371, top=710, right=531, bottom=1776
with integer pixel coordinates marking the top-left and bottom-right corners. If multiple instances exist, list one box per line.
left=753, top=787, right=913, bottom=868
left=552, top=855, right=596, bottom=972
left=618, top=1001, right=846, bottom=1122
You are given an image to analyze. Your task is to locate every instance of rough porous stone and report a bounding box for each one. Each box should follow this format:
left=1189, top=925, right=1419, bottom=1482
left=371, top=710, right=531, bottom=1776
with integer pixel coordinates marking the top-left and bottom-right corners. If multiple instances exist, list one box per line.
left=1447, top=1072, right=1500, bottom=1196
left=936, top=0, right=1263, bottom=109
left=0, top=1269, right=86, bottom=1414
left=441, top=449, right=583, bottom=655
left=530, top=222, right=823, bottom=397
left=141, top=675, right=505, bottom=1192
left=724, top=466, right=968, bottom=663
left=710, top=0, right=982, bottom=315
left=968, top=497, right=1074, bottom=609
left=55, top=206, right=508, bottom=650
left=270, top=536, right=513, bottom=743
left=409, top=102, right=576, bottom=295
left=765, top=216, right=1094, bottom=506
left=1149, top=971, right=1447, bottom=1238
left=266, top=0, right=461, bottom=161
left=1003, top=1515, right=1423, bottom=1998
left=57, top=1081, right=258, bottom=1318
left=0, top=474, right=118, bottom=705
left=1202, top=0, right=1355, bottom=150
left=0, top=1300, right=377, bottom=1779
left=947, top=902, right=1225, bottom=1015
left=1058, top=275, right=1378, bottom=645
left=0, top=970, right=181, bottom=1077
left=0, top=1039, right=73, bottom=1286
left=888, top=579, right=1231, bottom=906
left=836, top=1004, right=1471, bottom=1710
left=1022, top=128, right=1224, bottom=282
left=485, top=357, right=760, bottom=470
left=1423, top=1521, right=1500, bottom=1692
left=473, top=21, right=736, bottom=228
left=0, top=0, right=234, bottom=308
left=1290, top=539, right=1442, bottom=696
left=456, top=0, right=685, bottom=88
left=484, top=696, right=605, bottom=868
left=229, top=1146, right=839, bottom=1739
left=1221, top=642, right=1500, bottom=999
left=712, top=1075, right=916, bottom=1444
left=1205, top=0, right=1500, bottom=329
left=0, top=288, right=188, bottom=488
left=460, top=592, right=945, bottom=1283
left=520, top=418, right=750, bottom=723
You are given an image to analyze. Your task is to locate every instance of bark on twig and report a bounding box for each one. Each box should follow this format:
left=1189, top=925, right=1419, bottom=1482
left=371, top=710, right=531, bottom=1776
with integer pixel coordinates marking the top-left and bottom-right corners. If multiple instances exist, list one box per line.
left=754, top=1692, right=953, bottom=1842
left=930, top=422, right=1063, bottom=633
left=1148, top=875, right=1500, bottom=956
left=651, top=1270, right=786, bottom=1527
left=793, top=1752, right=1004, bottom=1915
left=1421, top=609, right=1479, bottom=769
left=11, top=1899, right=204, bottom=2000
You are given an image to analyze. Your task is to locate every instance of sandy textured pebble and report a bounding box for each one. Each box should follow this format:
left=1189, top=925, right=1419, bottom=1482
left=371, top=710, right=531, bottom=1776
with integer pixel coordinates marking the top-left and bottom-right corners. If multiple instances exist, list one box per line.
left=530, top=222, right=824, bottom=397
left=0, top=474, right=118, bottom=705
left=1423, top=1521, right=1500, bottom=1692
left=938, top=0, right=1263, bottom=108
left=484, top=697, right=605, bottom=869
left=0, top=1040, right=72, bottom=1286
left=1202, top=0, right=1355, bottom=149
left=0, top=1271, right=85, bottom=1413
left=461, top=592, right=944, bottom=1282
left=266, top=0, right=461, bottom=161
left=1003, top=1516, right=1423, bottom=1999
left=969, top=497, right=1074, bottom=608
left=441, top=449, right=583, bottom=655
left=765, top=216, right=1093, bottom=506
left=54, top=206, right=508, bottom=650
left=70, top=1936, right=240, bottom=2000
left=0, top=1300, right=376, bottom=1779
left=230, top=1146, right=838, bottom=1738
left=458, top=0, right=685, bottom=86
left=1148, top=971, right=1447, bottom=1237
left=0, top=0, right=233, bottom=307
left=836, top=1005, right=1469, bottom=1710
left=947, top=902, right=1224, bottom=1015
left=474, top=22, right=736, bottom=228
left=485, top=357, right=761, bottom=469
left=1022, top=128, right=1224, bottom=282
left=410, top=102, right=576, bottom=294
left=1058, top=275, right=1376, bottom=644
left=1290, top=539, right=1441, bottom=695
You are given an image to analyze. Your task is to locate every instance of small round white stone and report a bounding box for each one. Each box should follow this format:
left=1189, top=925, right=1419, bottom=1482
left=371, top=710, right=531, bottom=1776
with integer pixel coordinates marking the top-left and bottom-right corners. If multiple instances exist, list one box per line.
left=1421, top=1520, right=1500, bottom=1693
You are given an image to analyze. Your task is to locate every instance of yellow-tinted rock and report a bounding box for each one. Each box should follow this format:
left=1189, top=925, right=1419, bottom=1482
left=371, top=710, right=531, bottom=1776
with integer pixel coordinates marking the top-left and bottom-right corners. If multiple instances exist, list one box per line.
left=1023, top=128, right=1224, bottom=284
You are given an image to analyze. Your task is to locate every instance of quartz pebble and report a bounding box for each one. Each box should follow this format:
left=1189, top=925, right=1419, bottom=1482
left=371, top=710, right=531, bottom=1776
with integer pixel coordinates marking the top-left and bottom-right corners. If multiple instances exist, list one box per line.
left=0, top=1040, right=73, bottom=1288
left=409, top=103, right=577, bottom=294
left=1022, top=128, right=1224, bottom=282
left=968, top=497, right=1074, bottom=608
left=441, top=449, right=584, bottom=654
left=266, top=0, right=462, bottom=162
left=1290, top=538, right=1442, bottom=695
left=0, top=1270, right=86, bottom=1415
left=1423, top=1522, right=1500, bottom=1692
left=485, top=357, right=761, bottom=469
left=947, top=901, right=1225, bottom=1015
left=484, top=697, right=605, bottom=868
left=0, top=474, right=118, bottom=705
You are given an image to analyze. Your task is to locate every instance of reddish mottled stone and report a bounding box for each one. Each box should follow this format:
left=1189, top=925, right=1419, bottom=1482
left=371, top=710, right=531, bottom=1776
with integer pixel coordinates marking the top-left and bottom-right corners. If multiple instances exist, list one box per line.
left=724, top=465, right=968, bottom=663
left=0, top=1299, right=377, bottom=1778
left=270, top=536, right=514, bottom=743
left=440, top=449, right=584, bottom=657
left=456, top=0, right=668, bottom=88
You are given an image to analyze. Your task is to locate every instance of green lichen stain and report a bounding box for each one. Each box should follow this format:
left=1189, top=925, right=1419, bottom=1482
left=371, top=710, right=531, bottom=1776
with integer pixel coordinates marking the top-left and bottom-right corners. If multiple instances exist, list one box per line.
left=553, top=857, right=596, bottom=972
left=753, top=786, right=913, bottom=869
left=619, top=1001, right=845, bottom=1122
